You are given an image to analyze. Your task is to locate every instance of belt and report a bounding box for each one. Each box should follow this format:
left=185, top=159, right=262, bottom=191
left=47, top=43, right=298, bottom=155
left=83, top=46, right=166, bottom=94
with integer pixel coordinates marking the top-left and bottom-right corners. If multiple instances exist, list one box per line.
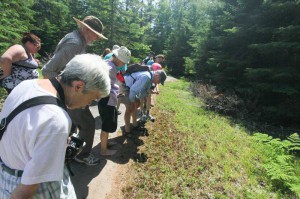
left=1, top=162, right=23, bottom=177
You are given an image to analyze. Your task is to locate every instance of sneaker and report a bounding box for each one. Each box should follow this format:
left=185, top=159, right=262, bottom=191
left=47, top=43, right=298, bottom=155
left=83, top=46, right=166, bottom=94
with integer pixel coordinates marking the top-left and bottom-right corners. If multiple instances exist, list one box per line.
left=74, top=154, right=100, bottom=166
left=146, top=114, right=155, bottom=122
left=140, top=115, right=147, bottom=123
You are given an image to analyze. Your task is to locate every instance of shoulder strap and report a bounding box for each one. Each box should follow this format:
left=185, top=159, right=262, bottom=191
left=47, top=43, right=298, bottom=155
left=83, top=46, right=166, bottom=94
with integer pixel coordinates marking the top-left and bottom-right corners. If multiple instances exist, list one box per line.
left=0, top=96, right=65, bottom=140
left=129, top=70, right=153, bottom=85
left=129, top=73, right=137, bottom=84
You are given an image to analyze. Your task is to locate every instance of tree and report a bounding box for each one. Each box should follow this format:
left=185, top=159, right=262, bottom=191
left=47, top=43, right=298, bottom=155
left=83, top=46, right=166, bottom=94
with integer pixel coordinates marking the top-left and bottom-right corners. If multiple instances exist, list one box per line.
left=0, top=0, right=35, bottom=53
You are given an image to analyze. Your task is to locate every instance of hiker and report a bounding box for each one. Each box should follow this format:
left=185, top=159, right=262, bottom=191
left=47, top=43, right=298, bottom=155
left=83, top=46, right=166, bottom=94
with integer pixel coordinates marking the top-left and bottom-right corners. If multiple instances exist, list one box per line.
left=141, top=55, right=165, bottom=122
left=41, top=16, right=108, bottom=165
left=119, top=64, right=167, bottom=137
left=101, top=48, right=111, bottom=58
left=143, top=51, right=155, bottom=65
left=104, top=45, right=120, bottom=60
left=0, top=54, right=110, bottom=199
left=0, top=32, right=41, bottom=94
left=98, top=46, right=131, bottom=156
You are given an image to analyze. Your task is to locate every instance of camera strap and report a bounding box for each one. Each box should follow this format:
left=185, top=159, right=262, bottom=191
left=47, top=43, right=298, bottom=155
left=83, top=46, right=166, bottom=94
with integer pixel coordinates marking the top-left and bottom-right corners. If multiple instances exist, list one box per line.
left=49, top=77, right=66, bottom=111
left=0, top=78, right=66, bottom=140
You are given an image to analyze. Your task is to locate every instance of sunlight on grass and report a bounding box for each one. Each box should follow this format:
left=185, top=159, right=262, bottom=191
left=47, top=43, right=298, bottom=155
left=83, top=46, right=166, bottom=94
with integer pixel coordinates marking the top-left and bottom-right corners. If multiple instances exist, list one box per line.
left=123, top=79, right=299, bottom=198
left=0, top=88, right=8, bottom=110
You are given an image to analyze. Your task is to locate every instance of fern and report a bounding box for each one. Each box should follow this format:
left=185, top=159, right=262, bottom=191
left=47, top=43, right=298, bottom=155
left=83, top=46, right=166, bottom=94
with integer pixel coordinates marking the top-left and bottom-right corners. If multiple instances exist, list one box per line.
left=253, top=133, right=300, bottom=197
left=288, top=133, right=300, bottom=152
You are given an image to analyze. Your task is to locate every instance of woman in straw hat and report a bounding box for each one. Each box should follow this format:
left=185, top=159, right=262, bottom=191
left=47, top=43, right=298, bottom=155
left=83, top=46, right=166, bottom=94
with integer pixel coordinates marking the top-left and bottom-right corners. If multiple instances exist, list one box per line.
left=41, top=16, right=107, bottom=166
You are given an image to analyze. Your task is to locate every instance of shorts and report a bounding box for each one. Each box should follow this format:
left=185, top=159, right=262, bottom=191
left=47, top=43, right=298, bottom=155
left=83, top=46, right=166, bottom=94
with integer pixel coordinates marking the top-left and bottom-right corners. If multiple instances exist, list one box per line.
left=0, top=165, right=76, bottom=199
left=118, top=83, right=131, bottom=105
left=98, top=96, right=118, bottom=132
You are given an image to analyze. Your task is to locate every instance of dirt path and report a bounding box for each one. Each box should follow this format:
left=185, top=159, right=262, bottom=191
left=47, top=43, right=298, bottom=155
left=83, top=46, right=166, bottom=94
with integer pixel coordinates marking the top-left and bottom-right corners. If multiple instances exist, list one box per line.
left=70, top=103, right=126, bottom=199
left=70, top=76, right=177, bottom=199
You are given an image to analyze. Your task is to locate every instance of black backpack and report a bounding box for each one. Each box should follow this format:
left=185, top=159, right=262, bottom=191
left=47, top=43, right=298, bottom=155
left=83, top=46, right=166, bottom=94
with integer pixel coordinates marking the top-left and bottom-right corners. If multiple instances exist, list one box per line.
left=125, top=63, right=150, bottom=75
left=124, top=63, right=152, bottom=84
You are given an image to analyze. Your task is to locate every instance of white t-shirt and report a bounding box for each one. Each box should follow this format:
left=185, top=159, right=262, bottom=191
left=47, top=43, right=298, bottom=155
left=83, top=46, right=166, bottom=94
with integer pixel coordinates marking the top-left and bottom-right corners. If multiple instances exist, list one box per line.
left=0, top=79, right=71, bottom=185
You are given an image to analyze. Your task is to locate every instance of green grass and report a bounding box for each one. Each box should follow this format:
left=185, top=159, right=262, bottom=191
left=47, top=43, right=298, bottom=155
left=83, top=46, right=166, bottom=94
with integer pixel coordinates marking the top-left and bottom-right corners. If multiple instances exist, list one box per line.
left=0, top=87, right=8, bottom=110
left=123, top=80, right=299, bottom=199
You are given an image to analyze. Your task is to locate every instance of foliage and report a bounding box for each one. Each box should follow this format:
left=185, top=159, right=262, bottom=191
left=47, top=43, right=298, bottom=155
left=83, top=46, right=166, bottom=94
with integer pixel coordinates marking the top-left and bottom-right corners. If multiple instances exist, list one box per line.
left=30, top=0, right=73, bottom=56
left=0, top=0, right=35, bottom=54
left=253, top=133, right=300, bottom=197
left=1, top=0, right=299, bottom=134
left=123, top=80, right=297, bottom=198
left=195, top=0, right=300, bottom=127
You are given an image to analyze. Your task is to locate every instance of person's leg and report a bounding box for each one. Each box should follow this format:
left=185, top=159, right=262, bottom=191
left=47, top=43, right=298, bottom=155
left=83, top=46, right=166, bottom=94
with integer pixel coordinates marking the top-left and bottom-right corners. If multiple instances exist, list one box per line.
left=98, top=97, right=118, bottom=156
left=139, top=98, right=147, bottom=122
left=100, top=131, right=117, bottom=155
left=146, top=94, right=155, bottom=122
left=69, top=107, right=99, bottom=165
left=124, top=103, right=131, bottom=133
left=146, top=94, right=151, bottom=115
left=116, top=100, right=122, bottom=115
left=69, top=107, right=95, bottom=158
left=131, top=101, right=138, bottom=127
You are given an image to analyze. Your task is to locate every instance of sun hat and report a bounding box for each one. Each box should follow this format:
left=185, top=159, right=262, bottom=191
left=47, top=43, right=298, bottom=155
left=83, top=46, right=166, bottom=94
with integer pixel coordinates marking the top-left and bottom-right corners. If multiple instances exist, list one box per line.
left=113, top=46, right=131, bottom=64
left=157, top=70, right=167, bottom=85
left=112, top=45, right=120, bottom=50
left=73, top=16, right=108, bottom=40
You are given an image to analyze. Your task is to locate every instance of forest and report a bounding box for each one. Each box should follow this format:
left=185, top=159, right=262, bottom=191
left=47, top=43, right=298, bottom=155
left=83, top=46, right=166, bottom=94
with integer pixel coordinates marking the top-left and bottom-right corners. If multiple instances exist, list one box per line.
left=1, top=0, right=300, bottom=135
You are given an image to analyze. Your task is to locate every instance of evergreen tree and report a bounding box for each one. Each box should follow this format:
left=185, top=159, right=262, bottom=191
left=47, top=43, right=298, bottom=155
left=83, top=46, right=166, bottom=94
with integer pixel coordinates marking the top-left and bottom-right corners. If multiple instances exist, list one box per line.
left=30, top=0, right=72, bottom=56
left=197, top=0, right=300, bottom=126
left=0, top=0, right=35, bottom=53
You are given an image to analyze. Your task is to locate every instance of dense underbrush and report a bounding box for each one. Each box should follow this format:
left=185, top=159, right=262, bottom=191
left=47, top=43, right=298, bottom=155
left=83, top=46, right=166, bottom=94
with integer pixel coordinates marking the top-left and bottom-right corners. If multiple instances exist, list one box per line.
left=190, top=81, right=300, bottom=139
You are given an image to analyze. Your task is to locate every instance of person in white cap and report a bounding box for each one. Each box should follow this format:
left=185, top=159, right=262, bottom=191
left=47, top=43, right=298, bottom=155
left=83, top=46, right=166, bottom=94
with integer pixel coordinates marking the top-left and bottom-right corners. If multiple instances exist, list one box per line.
left=97, top=46, right=131, bottom=156
left=103, top=44, right=120, bottom=60
left=41, top=16, right=107, bottom=166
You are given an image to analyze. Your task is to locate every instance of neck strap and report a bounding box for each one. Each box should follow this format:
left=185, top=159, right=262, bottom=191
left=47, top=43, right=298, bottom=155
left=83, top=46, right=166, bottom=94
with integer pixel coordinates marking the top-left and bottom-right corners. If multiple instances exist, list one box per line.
left=49, top=78, right=66, bottom=109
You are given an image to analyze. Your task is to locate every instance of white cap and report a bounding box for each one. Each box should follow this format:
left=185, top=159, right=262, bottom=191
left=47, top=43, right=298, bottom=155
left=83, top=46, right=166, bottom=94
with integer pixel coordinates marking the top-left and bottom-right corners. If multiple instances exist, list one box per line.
left=112, top=45, right=120, bottom=50
left=113, top=46, right=131, bottom=64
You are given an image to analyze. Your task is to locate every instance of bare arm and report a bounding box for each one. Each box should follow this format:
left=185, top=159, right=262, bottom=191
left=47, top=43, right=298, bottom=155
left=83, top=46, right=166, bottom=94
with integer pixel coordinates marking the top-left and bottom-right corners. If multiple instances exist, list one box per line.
left=0, top=45, right=26, bottom=79
left=10, top=183, right=39, bottom=199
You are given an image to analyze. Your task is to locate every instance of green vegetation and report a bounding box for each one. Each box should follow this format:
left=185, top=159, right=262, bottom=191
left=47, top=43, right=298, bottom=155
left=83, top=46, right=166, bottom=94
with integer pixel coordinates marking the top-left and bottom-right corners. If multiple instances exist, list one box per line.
left=0, top=0, right=299, bottom=129
left=124, top=80, right=299, bottom=198
left=0, top=88, right=7, bottom=109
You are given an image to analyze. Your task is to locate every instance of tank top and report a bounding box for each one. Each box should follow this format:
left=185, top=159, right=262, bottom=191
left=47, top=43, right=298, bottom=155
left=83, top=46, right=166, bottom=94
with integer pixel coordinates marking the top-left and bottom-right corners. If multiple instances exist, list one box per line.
left=0, top=46, right=39, bottom=91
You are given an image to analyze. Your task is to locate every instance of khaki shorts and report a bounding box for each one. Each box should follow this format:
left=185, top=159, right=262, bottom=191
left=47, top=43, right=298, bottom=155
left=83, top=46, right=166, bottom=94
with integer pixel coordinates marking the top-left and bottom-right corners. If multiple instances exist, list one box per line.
left=118, top=83, right=130, bottom=105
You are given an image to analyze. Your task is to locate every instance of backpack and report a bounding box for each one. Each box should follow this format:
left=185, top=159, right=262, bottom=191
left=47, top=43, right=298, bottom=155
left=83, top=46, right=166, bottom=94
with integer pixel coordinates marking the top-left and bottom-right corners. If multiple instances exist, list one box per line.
left=125, top=63, right=150, bottom=75
left=123, top=63, right=152, bottom=84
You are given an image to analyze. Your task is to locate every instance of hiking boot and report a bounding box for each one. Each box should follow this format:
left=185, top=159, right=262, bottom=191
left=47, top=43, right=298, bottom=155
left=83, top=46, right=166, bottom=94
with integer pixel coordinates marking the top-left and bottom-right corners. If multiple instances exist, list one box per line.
left=140, top=115, right=147, bottom=123
left=74, top=154, right=100, bottom=166
left=146, top=114, right=155, bottom=122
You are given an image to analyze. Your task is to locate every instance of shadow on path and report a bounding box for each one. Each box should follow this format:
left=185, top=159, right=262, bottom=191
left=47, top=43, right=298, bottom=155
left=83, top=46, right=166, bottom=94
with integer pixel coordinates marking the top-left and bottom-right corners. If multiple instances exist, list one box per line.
left=70, top=158, right=107, bottom=199
left=100, top=125, right=149, bottom=164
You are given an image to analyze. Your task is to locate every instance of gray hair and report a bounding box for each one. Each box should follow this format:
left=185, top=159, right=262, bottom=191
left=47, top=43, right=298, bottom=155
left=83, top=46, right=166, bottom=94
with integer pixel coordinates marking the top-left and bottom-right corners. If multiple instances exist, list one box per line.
left=59, top=54, right=111, bottom=97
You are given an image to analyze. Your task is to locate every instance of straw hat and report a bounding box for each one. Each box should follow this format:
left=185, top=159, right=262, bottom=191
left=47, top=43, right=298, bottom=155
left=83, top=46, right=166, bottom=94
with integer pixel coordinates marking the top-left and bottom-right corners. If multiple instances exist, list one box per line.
left=73, top=16, right=108, bottom=40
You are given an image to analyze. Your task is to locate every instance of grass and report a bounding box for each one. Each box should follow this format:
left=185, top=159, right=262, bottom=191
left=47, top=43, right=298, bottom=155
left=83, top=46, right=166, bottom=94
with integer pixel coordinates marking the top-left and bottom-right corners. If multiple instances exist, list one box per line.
left=123, top=79, right=299, bottom=198
left=0, top=87, right=7, bottom=109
